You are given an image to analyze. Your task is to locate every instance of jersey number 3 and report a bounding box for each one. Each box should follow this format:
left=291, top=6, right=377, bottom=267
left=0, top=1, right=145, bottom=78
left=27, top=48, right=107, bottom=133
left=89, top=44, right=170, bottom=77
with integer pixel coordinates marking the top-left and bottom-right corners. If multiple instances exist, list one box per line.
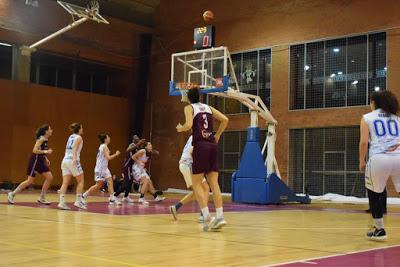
left=202, top=114, right=209, bottom=129
left=373, top=119, right=399, bottom=137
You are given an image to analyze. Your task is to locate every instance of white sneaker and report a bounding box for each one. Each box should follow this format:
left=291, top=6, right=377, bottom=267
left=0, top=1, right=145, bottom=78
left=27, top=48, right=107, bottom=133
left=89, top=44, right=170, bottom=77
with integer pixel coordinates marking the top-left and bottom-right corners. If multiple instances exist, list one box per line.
left=7, top=192, right=15, bottom=204
left=81, top=196, right=87, bottom=205
left=37, top=198, right=51, bottom=205
left=154, top=195, right=165, bottom=202
left=74, top=201, right=87, bottom=210
left=57, top=202, right=71, bottom=210
left=210, top=217, right=227, bottom=230
left=138, top=197, right=149, bottom=205
left=109, top=198, right=122, bottom=206
left=202, top=216, right=216, bottom=232
left=122, top=196, right=134, bottom=204
left=199, top=215, right=204, bottom=223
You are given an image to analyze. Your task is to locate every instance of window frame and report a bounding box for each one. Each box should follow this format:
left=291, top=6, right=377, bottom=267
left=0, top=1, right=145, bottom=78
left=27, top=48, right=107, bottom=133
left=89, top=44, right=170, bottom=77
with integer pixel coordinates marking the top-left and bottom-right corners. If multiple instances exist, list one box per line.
left=288, top=32, right=387, bottom=111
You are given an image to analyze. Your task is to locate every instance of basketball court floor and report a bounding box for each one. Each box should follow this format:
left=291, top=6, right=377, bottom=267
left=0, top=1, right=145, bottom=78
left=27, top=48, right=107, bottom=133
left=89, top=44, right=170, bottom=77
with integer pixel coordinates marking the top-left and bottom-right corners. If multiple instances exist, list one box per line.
left=1, top=192, right=400, bottom=266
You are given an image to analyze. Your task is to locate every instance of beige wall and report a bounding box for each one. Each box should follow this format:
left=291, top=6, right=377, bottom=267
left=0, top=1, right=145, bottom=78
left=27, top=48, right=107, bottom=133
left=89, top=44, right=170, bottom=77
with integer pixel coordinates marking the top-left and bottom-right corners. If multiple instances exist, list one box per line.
left=0, top=79, right=130, bottom=188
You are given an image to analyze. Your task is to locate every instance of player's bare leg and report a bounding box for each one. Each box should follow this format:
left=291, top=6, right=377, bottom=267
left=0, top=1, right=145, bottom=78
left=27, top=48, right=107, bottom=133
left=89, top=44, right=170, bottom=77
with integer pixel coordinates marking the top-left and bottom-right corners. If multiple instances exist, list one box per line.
left=206, top=171, right=227, bottom=230
left=148, top=180, right=165, bottom=202
left=106, top=177, right=121, bottom=205
left=192, top=173, right=215, bottom=231
left=8, top=176, right=35, bottom=204
left=138, top=177, right=150, bottom=205
left=38, top=171, right=53, bottom=204
left=82, top=181, right=103, bottom=208
left=58, top=175, right=72, bottom=210
left=170, top=182, right=209, bottom=221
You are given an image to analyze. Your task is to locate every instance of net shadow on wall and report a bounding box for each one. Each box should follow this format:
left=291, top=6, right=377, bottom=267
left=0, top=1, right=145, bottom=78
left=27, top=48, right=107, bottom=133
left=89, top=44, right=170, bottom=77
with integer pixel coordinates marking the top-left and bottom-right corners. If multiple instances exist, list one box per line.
left=289, top=126, right=364, bottom=197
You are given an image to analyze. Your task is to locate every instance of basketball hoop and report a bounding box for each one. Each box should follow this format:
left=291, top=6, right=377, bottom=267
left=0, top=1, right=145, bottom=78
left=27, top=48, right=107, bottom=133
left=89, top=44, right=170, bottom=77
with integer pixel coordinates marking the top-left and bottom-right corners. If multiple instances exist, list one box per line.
left=176, top=82, right=198, bottom=102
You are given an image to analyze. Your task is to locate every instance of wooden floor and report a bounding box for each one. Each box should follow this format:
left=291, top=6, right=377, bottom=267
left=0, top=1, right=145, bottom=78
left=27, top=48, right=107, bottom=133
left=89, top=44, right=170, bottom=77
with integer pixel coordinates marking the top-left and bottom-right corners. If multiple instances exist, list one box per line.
left=1, top=192, right=400, bottom=267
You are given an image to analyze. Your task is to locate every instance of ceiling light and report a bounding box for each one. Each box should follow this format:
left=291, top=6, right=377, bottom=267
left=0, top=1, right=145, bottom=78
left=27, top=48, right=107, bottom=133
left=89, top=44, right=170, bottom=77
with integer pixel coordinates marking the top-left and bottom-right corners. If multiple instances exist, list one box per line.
left=374, top=86, right=380, bottom=91
left=330, top=73, right=336, bottom=78
left=352, top=80, right=358, bottom=85
left=333, top=48, right=340, bottom=53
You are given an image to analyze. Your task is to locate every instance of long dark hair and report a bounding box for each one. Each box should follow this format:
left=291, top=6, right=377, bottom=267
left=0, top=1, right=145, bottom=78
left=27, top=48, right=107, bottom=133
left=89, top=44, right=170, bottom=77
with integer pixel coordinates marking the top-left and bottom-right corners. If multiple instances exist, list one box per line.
left=98, top=133, right=108, bottom=144
left=70, top=122, right=82, bottom=134
left=370, top=91, right=399, bottom=115
left=36, top=124, right=50, bottom=139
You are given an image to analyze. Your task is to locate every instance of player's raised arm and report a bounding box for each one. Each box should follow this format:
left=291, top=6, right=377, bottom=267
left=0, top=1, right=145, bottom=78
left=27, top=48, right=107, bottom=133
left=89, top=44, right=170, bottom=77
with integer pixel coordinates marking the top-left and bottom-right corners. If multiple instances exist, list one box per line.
left=210, top=106, right=229, bottom=143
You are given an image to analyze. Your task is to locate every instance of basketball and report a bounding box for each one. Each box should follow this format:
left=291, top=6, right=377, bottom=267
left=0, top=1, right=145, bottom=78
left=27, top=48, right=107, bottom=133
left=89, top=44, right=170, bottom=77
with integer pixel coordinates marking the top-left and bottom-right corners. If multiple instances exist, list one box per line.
left=203, top=10, right=214, bottom=22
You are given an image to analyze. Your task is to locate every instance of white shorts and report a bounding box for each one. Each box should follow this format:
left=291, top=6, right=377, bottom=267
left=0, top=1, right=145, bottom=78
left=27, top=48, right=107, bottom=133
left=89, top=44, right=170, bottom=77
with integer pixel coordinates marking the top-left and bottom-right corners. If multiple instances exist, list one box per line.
left=94, top=168, right=112, bottom=182
left=61, top=159, right=83, bottom=177
left=365, top=153, right=400, bottom=193
left=179, top=163, right=207, bottom=188
left=132, top=164, right=150, bottom=182
left=179, top=163, right=192, bottom=188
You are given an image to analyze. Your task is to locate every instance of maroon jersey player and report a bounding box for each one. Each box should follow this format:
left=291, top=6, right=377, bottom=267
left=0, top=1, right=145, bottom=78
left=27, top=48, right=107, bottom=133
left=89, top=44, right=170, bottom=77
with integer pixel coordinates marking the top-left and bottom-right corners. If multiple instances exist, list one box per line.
left=176, top=87, right=229, bottom=231
left=8, top=125, right=54, bottom=205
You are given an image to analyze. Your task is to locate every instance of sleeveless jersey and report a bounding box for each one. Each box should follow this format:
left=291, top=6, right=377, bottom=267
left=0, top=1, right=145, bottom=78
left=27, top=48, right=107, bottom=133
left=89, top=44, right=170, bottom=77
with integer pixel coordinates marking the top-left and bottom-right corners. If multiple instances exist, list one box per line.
left=123, top=142, right=140, bottom=169
left=191, top=103, right=214, bottom=144
left=363, top=108, right=400, bottom=157
left=180, top=135, right=193, bottom=165
left=63, top=134, right=83, bottom=161
left=134, top=150, right=149, bottom=167
left=36, top=136, right=49, bottom=158
left=95, top=144, right=109, bottom=173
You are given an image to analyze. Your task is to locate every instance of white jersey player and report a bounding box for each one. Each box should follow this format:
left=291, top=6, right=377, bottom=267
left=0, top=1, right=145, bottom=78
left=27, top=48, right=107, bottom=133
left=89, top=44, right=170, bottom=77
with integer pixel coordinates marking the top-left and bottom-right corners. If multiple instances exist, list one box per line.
left=83, top=133, right=121, bottom=205
left=132, top=142, right=165, bottom=205
left=360, top=90, right=400, bottom=241
left=58, top=123, right=86, bottom=210
left=169, top=135, right=210, bottom=221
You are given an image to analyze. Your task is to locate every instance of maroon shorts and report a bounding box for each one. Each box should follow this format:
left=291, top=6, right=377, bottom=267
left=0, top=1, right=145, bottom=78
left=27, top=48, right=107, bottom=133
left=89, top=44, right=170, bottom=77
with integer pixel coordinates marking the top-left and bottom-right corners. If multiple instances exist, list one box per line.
left=192, top=141, right=218, bottom=174
left=27, top=154, right=50, bottom=177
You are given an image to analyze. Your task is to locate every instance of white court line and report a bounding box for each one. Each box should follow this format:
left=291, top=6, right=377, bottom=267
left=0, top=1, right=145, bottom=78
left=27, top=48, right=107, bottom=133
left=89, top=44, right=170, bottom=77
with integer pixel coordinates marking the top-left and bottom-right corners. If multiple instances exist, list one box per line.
left=260, top=244, right=400, bottom=267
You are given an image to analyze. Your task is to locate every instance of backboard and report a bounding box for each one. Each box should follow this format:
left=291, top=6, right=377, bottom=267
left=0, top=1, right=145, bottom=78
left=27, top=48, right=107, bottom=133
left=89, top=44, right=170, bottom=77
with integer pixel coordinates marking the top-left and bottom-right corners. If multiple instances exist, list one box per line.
left=169, top=46, right=239, bottom=97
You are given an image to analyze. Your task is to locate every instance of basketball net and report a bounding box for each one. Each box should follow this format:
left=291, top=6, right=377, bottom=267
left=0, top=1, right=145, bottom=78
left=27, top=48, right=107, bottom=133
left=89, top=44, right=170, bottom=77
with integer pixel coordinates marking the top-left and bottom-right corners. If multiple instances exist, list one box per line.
left=176, top=82, right=198, bottom=102
left=86, top=0, right=99, bottom=17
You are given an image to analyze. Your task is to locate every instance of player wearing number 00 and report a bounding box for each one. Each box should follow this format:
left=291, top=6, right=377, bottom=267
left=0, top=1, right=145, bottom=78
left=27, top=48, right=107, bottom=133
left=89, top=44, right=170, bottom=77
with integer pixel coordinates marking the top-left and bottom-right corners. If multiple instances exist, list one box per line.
left=176, top=87, right=229, bottom=231
left=359, top=91, right=400, bottom=241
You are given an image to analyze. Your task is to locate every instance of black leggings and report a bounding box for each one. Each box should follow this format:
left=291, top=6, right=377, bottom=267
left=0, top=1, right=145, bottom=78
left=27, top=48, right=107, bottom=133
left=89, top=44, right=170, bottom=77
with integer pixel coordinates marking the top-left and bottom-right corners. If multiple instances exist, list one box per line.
left=367, top=189, right=386, bottom=219
left=114, top=178, right=134, bottom=198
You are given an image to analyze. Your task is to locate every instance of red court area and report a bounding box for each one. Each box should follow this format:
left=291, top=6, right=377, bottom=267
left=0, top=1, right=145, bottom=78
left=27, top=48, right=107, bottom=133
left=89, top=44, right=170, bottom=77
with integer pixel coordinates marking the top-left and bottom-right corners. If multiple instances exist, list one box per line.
left=273, top=246, right=400, bottom=267
left=3, top=196, right=400, bottom=216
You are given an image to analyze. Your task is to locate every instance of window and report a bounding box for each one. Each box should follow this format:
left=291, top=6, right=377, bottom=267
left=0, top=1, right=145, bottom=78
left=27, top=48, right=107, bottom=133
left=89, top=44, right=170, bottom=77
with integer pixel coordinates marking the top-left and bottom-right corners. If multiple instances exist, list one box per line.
left=30, top=51, right=130, bottom=97
left=290, top=32, right=386, bottom=109
left=208, top=48, right=271, bottom=114
left=288, top=127, right=363, bottom=197
left=0, top=43, right=12, bottom=79
left=218, top=130, right=268, bottom=193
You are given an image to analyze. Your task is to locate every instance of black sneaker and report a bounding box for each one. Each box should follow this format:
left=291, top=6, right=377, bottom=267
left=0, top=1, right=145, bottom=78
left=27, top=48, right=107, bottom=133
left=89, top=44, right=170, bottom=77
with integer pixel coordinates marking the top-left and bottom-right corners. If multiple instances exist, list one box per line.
left=366, top=227, right=387, bottom=241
